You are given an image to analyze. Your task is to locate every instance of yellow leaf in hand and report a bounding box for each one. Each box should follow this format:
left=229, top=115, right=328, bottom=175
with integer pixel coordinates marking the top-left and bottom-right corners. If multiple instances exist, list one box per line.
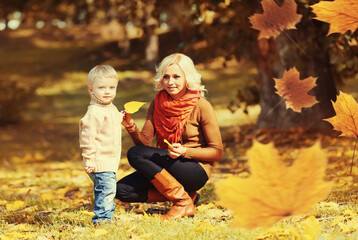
left=124, top=101, right=146, bottom=114
left=164, top=139, right=174, bottom=150
left=324, top=91, right=358, bottom=138
left=215, top=141, right=332, bottom=229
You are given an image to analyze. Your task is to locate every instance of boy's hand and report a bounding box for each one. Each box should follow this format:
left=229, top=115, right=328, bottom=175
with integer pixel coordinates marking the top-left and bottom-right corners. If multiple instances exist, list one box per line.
left=84, top=166, right=95, bottom=174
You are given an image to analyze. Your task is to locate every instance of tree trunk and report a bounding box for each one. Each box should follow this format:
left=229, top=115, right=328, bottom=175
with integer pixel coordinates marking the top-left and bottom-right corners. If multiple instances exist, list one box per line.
left=143, top=0, right=158, bottom=69
left=255, top=20, right=337, bottom=131
left=118, top=23, right=130, bottom=58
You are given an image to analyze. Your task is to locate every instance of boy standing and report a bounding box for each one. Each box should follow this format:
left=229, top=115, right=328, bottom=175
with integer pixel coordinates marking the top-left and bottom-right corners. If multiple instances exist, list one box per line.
left=79, top=65, right=123, bottom=225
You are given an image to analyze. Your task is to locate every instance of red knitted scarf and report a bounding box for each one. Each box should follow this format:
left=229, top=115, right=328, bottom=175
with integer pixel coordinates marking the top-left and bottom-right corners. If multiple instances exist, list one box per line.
left=154, top=90, right=201, bottom=149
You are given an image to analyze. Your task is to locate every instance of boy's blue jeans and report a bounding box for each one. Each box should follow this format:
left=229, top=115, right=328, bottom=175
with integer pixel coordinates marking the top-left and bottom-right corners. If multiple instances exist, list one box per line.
left=88, top=172, right=116, bottom=224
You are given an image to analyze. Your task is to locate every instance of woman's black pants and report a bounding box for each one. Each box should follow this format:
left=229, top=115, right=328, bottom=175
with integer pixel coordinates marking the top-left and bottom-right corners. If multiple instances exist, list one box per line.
left=115, top=145, right=208, bottom=202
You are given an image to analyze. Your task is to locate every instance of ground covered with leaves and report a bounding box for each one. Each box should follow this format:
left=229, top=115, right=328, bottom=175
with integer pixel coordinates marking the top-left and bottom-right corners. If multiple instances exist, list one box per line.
left=1, top=122, right=358, bottom=239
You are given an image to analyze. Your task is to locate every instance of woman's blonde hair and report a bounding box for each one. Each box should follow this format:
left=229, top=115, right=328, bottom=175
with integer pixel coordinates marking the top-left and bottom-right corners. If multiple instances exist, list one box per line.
left=87, top=65, right=118, bottom=86
left=154, top=53, right=206, bottom=97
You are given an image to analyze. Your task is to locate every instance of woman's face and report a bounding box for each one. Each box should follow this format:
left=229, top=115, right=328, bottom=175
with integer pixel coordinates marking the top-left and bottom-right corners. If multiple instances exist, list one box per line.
left=162, top=64, right=187, bottom=99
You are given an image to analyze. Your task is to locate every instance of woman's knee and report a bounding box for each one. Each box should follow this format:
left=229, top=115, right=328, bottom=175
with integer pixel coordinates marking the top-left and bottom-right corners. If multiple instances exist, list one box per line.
left=127, top=146, right=143, bottom=168
left=115, top=181, right=132, bottom=202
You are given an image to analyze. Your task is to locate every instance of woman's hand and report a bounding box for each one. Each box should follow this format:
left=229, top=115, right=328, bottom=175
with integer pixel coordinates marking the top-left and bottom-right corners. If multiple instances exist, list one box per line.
left=121, top=110, right=134, bottom=128
left=168, top=143, right=187, bottom=159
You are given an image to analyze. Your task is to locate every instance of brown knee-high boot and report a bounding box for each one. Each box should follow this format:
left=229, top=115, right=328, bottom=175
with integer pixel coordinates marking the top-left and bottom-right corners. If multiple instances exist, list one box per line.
left=147, top=188, right=167, bottom=202
left=147, top=188, right=200, bottom=204
left=150, top=169, right=196, bottom=219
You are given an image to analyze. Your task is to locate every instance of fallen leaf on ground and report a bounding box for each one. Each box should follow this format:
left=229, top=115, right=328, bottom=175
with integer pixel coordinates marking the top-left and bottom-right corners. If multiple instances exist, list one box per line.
left=94, top=229, right=108, bottom=237
left=216, top=141, right=332, bottom=229
left=6, top=200, right=26, bottom=211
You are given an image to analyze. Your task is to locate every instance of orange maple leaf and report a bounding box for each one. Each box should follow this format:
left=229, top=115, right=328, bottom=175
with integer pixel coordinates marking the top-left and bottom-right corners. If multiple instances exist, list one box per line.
left=249, top=0, right=302, bottom=39
left=215, top=141, right=332, bottom=229
left=324, top=91, right=358, bottom=138
left=311, top=0, right=358, bottom=35
left=274, top=67, right=318, bottom=112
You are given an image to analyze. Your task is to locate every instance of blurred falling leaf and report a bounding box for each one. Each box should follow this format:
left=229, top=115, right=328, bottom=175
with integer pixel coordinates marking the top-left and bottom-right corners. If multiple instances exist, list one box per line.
left=249, top=0, right=302, bottom=39
left=324, top=91, right=358, bottom=138
left=274, top=67, right=318, bottom=112
left=216, top=141, right=332, bottom=229
left=311, top=0, right=358, bottom=35
left=124, top=101, right=146, bottom=114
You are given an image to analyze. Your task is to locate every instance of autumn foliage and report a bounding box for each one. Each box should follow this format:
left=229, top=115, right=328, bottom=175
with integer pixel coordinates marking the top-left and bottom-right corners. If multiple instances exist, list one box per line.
left=1, top=0, right=358, bottom=238
left=217, top=0, right=358, bottom=230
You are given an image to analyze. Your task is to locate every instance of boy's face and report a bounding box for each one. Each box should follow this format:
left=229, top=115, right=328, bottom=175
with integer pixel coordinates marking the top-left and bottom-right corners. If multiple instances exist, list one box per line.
left=89, top=77, right=118, bottom=104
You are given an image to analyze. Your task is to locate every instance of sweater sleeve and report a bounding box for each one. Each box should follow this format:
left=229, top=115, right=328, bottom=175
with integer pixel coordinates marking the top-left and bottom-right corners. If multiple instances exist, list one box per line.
left=184, top=99, right=223, bottom=162
left=79, top=110, right=104, bottom=167
left=127, top=101, right=155, bottom=146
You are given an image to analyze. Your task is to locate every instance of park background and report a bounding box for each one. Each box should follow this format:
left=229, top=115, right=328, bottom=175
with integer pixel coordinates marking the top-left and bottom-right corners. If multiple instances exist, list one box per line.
left=0, top=0, right=357, bottom=239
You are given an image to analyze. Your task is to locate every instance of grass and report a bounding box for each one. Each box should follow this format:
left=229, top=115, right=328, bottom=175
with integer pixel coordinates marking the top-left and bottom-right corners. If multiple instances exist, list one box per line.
left=1, top=28, right=358, bottom=239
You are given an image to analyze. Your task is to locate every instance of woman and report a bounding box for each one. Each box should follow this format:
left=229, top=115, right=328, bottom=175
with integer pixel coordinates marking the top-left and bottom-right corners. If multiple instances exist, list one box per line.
left=116, top=53, right=223, bottom=219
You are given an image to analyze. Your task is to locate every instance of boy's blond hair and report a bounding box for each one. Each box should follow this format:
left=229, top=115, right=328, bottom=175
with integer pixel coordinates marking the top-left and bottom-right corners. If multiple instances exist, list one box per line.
left=88, top=65, right=118, bottom=86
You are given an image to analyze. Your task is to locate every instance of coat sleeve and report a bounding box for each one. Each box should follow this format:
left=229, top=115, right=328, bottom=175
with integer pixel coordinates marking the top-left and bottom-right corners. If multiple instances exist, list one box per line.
left=184, top=99, right=223, bottom=162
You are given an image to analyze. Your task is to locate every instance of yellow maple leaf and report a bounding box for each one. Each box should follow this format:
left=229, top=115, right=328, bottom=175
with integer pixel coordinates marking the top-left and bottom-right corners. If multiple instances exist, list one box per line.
left=274, top=67, right=318, bottom=112
left=324, top=91, right=358, bottom=138
left=124, top=101, right=146, bottom=114
left=215, top=141, right=332, bottom=229
left=249, top=0, right=302, bottom=39
left=311, top=0, right=358, bottom=35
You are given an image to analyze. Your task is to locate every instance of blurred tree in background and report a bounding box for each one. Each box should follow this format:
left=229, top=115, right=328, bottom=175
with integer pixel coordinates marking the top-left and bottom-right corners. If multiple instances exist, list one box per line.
left=0, top=0, right=357, bottom=129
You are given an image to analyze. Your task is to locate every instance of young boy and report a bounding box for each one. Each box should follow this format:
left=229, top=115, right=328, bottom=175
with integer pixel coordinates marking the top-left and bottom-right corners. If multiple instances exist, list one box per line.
left=79, top=65, right=123, bottom=225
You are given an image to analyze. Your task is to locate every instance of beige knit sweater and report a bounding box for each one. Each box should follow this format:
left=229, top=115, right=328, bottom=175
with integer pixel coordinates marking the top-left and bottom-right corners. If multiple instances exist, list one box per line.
left=79, top=100, right=123, bottom=173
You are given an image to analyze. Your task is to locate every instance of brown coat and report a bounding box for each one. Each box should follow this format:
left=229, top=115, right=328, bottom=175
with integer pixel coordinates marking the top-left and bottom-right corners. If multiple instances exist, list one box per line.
left=126, top=97, right=223, bottom=178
